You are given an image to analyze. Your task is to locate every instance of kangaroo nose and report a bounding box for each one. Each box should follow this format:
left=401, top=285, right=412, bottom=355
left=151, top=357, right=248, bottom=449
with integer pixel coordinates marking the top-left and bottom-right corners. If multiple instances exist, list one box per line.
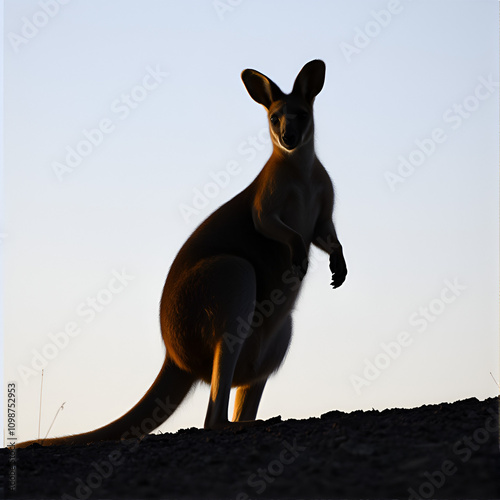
left=282, top=133, right=297, bottom=149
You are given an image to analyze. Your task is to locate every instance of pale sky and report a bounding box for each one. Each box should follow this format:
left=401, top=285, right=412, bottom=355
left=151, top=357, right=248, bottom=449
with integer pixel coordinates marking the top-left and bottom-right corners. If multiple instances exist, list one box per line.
left=2, top=0, right=499, bottom=445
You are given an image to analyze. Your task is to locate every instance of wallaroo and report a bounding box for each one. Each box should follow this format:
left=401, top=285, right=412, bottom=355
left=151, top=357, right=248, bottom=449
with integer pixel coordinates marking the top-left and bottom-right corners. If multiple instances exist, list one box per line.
left=17, top=59, right=347, bottom=447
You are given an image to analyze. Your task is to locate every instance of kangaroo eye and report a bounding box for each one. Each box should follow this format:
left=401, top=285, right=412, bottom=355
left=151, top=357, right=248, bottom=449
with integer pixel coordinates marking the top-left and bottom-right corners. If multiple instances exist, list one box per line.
left=270, top=114, right=279, bottom=125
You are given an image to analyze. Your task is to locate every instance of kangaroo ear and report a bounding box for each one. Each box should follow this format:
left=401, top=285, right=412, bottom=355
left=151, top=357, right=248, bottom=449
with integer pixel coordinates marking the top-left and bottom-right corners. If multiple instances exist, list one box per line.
left=292, top=59, right=326, bottom=102
left=241, top=69, right=284, bottom=109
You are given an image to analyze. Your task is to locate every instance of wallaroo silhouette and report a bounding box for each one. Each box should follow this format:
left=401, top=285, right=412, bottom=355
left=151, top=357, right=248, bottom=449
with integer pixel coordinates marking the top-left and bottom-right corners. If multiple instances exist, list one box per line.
left=17, top=59, right=347, bottom=447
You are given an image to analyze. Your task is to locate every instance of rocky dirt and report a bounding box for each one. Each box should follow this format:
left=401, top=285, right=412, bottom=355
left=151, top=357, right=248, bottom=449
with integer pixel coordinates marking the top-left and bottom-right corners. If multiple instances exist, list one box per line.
left=2, top=396, right=499, bottom=499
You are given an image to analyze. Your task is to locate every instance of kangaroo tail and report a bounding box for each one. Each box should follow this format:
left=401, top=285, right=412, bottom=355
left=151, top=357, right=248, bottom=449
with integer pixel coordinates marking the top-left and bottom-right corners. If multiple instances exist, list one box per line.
left=16, top=357, right=195, bottom=447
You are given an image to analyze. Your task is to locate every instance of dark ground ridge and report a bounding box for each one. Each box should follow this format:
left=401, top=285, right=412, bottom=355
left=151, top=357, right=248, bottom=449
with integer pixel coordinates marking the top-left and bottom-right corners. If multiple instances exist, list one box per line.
left=1, top=396, right=499, bottom=499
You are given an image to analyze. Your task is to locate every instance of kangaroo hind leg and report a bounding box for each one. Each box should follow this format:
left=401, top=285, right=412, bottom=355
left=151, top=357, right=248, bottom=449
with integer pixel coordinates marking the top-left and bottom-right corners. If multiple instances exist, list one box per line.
left=203, top=256, right=257, bottom=430
left=233, top=379, right=267, bottom=422
left=233, top=315, right=292, bottom=423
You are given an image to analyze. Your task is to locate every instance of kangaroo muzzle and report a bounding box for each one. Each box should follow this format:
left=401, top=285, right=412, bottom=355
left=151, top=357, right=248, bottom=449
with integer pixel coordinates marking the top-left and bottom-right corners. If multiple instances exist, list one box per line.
left=281, top=119, right=300, bottom=150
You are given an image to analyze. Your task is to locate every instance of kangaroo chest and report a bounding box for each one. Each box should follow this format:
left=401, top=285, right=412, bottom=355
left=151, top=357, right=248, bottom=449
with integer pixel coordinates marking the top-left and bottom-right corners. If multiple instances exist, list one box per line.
left=278, top=173, right=324, bottom=245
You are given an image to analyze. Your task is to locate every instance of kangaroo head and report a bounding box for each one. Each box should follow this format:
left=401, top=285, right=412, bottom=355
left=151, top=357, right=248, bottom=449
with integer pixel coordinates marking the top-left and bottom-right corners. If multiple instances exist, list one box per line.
left=241, top=60, right=326, bottom=152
